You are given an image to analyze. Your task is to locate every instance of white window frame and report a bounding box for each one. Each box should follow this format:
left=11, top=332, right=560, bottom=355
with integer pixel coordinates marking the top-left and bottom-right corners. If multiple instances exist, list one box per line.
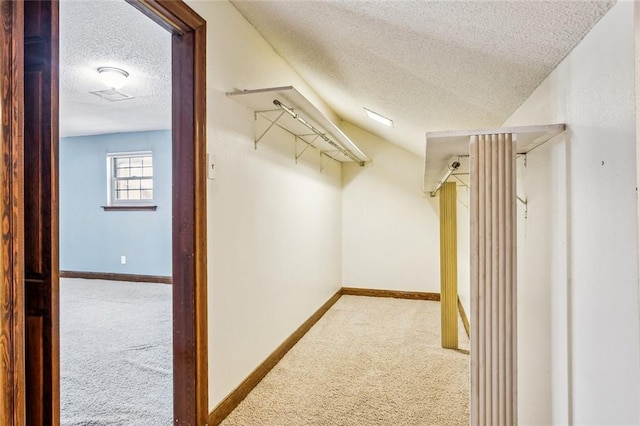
left=106, top=151, right=154, bottom=206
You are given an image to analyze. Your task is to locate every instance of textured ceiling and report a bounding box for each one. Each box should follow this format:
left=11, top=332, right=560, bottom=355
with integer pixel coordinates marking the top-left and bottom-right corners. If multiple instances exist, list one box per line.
left=231, top=0, right=615, bottom=156
left=60, top=0, right=171, bottom=138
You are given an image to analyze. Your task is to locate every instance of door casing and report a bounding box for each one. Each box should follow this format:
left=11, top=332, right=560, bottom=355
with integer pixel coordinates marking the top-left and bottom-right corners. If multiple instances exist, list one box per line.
left=0, top=0, right=208, bottom=424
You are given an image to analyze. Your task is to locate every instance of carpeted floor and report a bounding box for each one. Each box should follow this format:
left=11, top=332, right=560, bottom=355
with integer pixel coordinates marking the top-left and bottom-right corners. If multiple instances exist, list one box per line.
left=221, top=295, right=470, bottom=426
left=60, top=278, right=173, bottom=426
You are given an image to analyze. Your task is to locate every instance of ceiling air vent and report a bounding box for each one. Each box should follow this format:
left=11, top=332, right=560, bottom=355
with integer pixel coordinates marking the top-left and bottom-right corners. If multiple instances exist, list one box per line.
left=89, top=89, right=134, bottom=102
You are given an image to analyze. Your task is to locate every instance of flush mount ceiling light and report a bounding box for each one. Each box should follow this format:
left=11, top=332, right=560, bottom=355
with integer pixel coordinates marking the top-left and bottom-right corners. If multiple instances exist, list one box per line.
left=97, top=66, right=129, bottom=90
left=364, top=107, right=394, bottom=127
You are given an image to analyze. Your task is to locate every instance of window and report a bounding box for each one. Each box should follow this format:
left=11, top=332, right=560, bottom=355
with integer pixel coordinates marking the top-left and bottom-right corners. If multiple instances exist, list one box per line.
left=107, top=151, right=154, bottom=206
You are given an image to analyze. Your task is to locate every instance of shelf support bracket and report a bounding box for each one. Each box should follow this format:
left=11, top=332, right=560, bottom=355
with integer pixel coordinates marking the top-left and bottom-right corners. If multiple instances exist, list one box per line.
left=254, top=110, right=286, bottom=149
left=295, top=134, right=319, bottom=164
left=320, top=152, right=330, bottom=173
left=517, top=195, right=528, bottom=218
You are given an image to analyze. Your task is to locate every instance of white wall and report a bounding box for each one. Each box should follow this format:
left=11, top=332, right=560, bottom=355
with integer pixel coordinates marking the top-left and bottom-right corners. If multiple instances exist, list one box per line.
left=504, top=2, right=640, bottom=424
left=341, top=122, right=440, bottom=293
left=186, top=1, right=343, bottom=409
left=515, top=137, right=569, bottom=425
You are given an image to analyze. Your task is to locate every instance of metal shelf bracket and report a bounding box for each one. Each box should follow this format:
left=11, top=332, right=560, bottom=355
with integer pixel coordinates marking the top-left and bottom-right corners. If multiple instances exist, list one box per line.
left=254, top=110, right=285, bottom=150
left=295, top=134, right=318, bottom=164
left=227, top=86, right=370, bottom=168
left=517, top=195, right=528, bottom=218
left=320, top=151, right=331, bottom=173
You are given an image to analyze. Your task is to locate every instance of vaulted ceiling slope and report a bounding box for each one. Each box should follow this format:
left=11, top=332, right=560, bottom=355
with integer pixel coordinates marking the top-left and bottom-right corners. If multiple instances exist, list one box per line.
left=231, top=0, right=615, bottom=157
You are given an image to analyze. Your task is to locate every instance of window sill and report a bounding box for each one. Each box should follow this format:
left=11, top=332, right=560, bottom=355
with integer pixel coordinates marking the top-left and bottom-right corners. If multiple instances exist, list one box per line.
left=101, top=205, right=158, bottom=212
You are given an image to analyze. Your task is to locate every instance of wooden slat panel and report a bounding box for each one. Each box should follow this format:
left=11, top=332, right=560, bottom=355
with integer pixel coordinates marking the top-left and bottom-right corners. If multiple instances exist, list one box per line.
left=470, top=133, right=517, bottom=426
left=470, top=134, right=480, bottom=426
left=439, top=182, right=458, bottom=349
left=507, top=132, right=517, bottom=426
left=491, top=134, right=498, bottom=424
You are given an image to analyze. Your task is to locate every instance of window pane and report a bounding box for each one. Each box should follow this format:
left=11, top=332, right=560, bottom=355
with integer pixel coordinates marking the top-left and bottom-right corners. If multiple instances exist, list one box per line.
left=109, top=152, right=154, bottom=204
left=116, top=168, right=130, bottom=177
left=116, top=158, right=129, bottom=168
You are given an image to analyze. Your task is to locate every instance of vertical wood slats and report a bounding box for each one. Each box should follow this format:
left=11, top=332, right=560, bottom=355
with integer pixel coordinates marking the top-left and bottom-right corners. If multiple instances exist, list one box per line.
left=439, top=182, right=458, bottom=349
left=470, top=133, right=517, bottom=426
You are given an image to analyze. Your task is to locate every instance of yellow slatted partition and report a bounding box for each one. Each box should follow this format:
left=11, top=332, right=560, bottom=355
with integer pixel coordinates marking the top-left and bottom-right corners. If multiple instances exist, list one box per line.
left=439, top=182, right=458, bottom=349
left=470, top=133, right=517, bottom=426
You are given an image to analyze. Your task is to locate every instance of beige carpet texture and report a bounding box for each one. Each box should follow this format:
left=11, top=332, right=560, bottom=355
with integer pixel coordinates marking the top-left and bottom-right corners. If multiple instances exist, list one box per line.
left=220, top=295, right=470, bottom=425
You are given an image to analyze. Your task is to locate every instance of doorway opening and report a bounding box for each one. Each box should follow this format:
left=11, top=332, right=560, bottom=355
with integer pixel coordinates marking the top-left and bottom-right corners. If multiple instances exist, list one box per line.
left=58, top=4, right=174, bottom=420
left=0, top=0, right=209, bottom=424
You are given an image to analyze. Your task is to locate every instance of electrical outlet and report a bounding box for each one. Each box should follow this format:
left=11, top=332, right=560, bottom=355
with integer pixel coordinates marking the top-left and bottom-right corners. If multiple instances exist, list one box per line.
left=121, top=255, right=127, bottom=265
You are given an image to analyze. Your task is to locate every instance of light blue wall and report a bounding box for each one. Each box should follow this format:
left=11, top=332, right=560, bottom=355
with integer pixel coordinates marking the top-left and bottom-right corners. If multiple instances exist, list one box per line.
left=60, top=130, right=172, bottom=276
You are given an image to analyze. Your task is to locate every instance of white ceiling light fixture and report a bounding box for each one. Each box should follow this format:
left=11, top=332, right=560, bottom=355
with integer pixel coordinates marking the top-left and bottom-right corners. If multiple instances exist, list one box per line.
left=97, top=66, right=129, bottom=90
left=364, top=107, right=394, bottom=127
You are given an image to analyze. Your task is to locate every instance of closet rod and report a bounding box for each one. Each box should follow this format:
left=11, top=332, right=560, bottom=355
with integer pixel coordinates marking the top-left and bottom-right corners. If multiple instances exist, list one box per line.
left=274, top=99, right=364, bottom=165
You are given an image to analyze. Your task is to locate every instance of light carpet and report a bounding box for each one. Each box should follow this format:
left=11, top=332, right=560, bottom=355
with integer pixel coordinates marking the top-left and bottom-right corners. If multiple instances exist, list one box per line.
left=221, top=295, right=470, bottom=426
left=60, top=278, right=173, bottom=425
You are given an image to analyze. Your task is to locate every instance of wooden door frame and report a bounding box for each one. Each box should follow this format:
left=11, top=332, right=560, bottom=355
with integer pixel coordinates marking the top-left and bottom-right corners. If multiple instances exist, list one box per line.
left=0, top=0, right=208, bottom=424
left=0, top=0, right=27, bottom=424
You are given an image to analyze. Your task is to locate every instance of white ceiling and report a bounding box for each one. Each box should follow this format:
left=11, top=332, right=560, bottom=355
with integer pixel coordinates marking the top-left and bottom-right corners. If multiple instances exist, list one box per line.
left=60, top=0, right=172, bottom=138
left=230, top=0, right=616, bottom=157
left=59, top=0, right=616, bottom=154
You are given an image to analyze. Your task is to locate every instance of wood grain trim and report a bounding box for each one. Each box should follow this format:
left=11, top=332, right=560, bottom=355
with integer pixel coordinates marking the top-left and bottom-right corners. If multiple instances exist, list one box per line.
left=208, top=290, right=343, bottom=425
left=192, top=20, right=208, bottom=426
left=60, top=271, right=172, bottom=285
left=341, top=287, right=441, bottom=301
left=458, top=296, right=470, bottom=338
left=48, top=4, right=60, bottom=421
left=126, top=2, right=207, bottom=424
left=0, top=1, right=26, bottom=424
left=128, top=0, right=205, bottom=34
